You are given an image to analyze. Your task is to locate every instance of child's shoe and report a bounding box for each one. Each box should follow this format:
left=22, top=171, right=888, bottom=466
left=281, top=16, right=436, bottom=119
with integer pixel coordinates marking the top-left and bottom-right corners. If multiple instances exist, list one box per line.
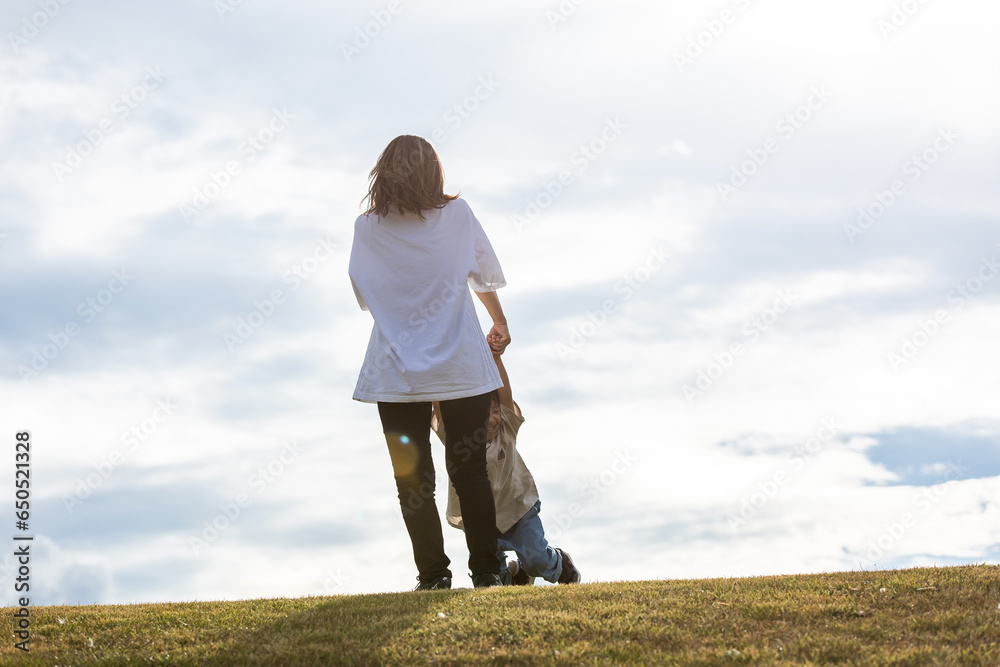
left=508, top=559, right=535, bottom=586
left=556, top=548, right=581, bottom=584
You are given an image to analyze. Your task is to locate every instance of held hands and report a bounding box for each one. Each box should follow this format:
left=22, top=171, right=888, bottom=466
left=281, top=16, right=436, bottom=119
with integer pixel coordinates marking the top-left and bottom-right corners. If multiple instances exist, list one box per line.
left=487, top=322, right=510, bottom=355
left=474, top=291, right=510, bottom=354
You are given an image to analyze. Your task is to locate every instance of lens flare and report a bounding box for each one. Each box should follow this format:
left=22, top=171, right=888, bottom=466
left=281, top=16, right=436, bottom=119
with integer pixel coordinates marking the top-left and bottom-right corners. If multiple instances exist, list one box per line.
left=385, top=431, right=419, bottom=477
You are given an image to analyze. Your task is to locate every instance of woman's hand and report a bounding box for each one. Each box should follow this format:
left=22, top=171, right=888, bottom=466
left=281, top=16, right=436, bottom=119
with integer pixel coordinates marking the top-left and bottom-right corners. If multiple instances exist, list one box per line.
left=475, top=290, right=510, bottom=353
left=487, top=323, right=510, bottom=354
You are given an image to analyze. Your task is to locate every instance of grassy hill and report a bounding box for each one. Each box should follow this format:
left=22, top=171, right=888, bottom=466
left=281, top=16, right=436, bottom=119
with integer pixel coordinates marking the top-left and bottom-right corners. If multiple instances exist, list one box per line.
left=2, top=565, right=998, bottom=665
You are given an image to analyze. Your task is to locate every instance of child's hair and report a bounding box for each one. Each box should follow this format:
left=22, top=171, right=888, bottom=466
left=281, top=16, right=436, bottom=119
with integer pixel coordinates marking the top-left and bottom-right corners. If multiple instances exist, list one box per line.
left=362, top=135, right=459, bottom=220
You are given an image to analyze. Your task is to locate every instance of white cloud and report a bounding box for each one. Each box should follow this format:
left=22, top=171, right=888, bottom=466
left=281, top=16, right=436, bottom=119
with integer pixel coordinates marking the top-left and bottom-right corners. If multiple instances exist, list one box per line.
left=1, top=0, right=998, bottom=603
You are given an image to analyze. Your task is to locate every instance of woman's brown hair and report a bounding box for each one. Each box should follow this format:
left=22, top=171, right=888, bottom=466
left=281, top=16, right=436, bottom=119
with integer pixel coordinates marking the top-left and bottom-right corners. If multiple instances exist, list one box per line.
left=361, top=135, right=459, bottom=220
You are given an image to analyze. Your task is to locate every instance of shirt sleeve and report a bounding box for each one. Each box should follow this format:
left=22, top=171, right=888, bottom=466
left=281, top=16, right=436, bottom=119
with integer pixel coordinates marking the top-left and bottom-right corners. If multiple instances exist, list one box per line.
left=499, top=403, right=524, bottom=438
left=349, top=275, right=368, bottom=311
left=467, top=207, right=506, bottom=292
left=348, top=216, right=371, bottom=311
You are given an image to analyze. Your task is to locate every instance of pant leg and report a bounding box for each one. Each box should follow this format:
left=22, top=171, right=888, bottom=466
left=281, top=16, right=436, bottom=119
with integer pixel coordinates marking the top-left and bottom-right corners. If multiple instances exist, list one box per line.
left=438, top=392, right=501, bottom=576
left=377, top=401, right=451, bottom=582
left=498, top=500, right=562, bottom=583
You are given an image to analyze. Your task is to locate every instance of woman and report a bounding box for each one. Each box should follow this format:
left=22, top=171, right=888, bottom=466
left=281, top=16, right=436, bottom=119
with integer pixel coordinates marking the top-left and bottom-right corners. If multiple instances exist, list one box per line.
left=349, top=135, right=511, bottom=589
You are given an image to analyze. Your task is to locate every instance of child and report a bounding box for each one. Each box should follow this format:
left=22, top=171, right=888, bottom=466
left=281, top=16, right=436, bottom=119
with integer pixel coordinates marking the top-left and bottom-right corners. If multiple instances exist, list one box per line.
left=431, top=349, right=580, bottom=586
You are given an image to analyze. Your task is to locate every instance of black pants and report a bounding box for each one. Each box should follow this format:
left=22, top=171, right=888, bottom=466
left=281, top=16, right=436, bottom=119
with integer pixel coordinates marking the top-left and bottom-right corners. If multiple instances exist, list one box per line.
left=377, top=392, right=500, bottom=581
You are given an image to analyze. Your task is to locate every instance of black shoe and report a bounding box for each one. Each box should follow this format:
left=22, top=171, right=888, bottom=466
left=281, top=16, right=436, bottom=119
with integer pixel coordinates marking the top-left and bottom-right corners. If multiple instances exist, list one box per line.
left=508, top=559, right=534, bottom=586
left=414, top=575, right=451, bottom=591
left=471, top=572, right=502, bottom=588
left=556, top=548, right=581, bottom=584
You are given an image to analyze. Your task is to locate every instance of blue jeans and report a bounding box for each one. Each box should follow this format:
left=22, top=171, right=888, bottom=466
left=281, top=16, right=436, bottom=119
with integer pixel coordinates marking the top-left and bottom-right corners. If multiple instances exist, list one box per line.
left=496, top=500, right=563, bottom=584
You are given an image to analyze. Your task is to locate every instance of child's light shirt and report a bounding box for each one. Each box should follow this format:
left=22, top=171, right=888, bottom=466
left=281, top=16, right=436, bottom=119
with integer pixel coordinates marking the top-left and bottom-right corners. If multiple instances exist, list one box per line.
left=432, top=402, right=540, bottom=533
left=349, top=198, right=505, bottom=402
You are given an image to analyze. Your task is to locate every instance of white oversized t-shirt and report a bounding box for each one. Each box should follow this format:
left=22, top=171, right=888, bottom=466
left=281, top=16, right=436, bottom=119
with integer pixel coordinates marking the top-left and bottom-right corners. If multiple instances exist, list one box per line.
left=349, top=198, right=506, bottom=402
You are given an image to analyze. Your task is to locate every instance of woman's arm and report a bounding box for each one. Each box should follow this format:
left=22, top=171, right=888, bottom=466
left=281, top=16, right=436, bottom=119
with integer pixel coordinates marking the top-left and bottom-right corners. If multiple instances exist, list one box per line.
left=475, top=290, right=510, bottom=353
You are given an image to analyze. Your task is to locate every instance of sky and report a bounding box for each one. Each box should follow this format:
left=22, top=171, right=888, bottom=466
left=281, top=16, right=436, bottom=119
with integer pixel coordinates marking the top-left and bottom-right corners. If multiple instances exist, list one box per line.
left=1, top=0, right=998, bottom=605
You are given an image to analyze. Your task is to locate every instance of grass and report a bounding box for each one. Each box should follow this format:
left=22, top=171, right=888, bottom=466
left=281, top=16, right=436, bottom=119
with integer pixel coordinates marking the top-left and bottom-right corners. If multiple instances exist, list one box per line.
left=2, top=565, right=998, bottom=665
